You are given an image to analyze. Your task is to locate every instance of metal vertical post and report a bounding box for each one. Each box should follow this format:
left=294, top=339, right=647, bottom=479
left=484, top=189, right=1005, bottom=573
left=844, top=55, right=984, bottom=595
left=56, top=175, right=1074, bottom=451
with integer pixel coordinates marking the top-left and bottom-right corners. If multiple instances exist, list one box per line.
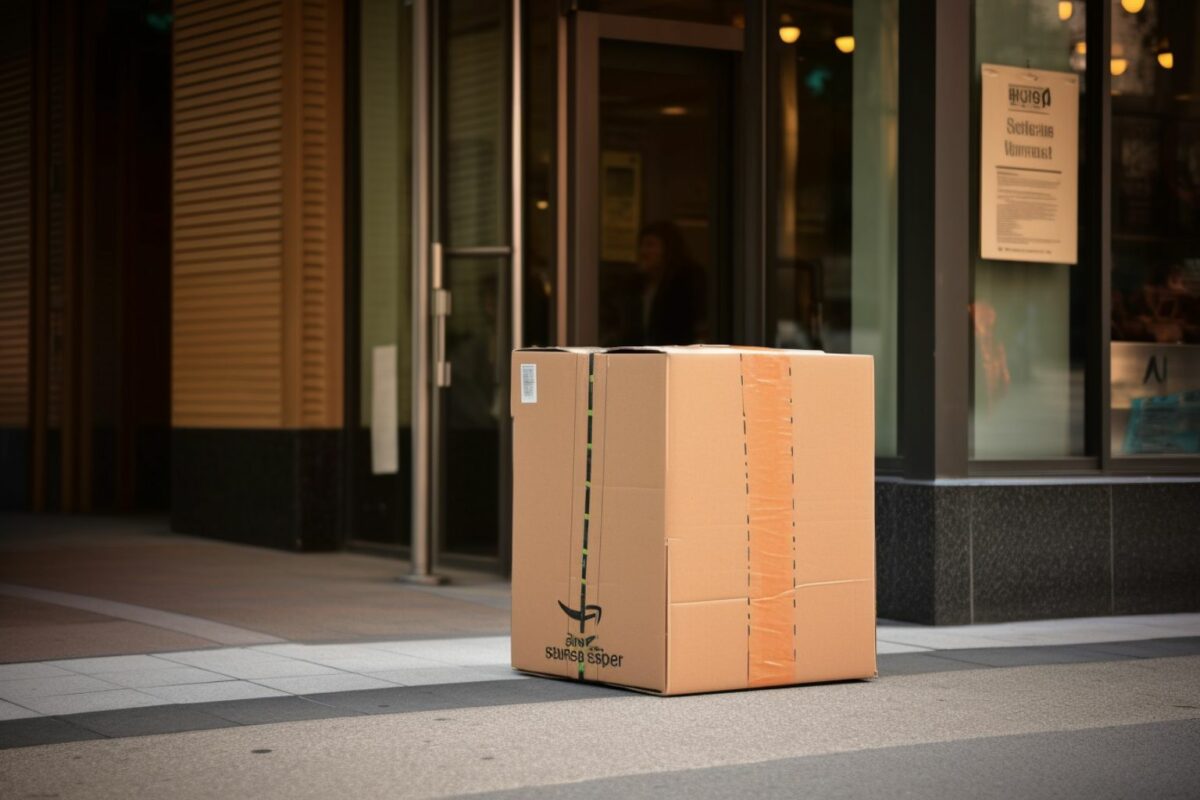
left=404, top=0, right=446, bottom=585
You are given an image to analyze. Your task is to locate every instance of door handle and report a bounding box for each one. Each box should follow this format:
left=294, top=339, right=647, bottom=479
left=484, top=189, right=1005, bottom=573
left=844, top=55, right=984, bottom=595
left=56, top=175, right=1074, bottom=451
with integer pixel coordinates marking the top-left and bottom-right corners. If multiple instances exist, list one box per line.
left=431, top=242, right=452, bottom=388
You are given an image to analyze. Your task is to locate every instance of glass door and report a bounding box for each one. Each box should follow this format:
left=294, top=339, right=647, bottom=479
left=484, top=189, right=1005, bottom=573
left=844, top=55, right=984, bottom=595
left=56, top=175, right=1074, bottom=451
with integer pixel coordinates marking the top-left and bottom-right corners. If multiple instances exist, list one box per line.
left=430, top=0, right=515, bottom=565
left=568, top=13, right=742, bottom=345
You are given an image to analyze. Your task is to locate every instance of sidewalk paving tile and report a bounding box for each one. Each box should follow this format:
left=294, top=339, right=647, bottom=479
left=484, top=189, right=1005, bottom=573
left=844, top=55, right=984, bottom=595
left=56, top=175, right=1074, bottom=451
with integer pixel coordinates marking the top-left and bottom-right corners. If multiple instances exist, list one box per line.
left=140, top=680, right=289, bottom=705
left=251, top=673, right=399, bottom=695
left=155, top=649, right=342, bottom=680
left=0, top=663, right=76, bottom=681
left=251, top=645, right=446, bottom=673
left=876, top=653, right=985, bottom=677
left=473, top=665, right=530, bottom=681
left=45, top=654, right=181, bottom=675
left=67, top=705, right=234, bottom=738
left=91, top=666, right=231, bottom=689
left=0, top=699, right=41, bottom=721
left=369, top=638, right=510, bottom=666
left=875, top=641, right=933, bottom=654
left=366, top=666, right=505, bottom=687
left=0, top=674, right=122, bottom=701
left=16, top=689, right=163, bottom=716
left=934, top=645, right=1140, bottom=669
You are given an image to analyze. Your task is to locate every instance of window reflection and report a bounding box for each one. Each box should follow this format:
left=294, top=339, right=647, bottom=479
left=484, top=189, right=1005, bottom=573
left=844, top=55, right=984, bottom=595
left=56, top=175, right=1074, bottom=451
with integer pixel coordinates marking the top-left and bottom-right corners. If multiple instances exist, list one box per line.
left=596, top=41, right=730, bottom=347
left=970, top=0, right=1087, bottom=459
left=1110, top=0, right=1200, bottom=456
left=769, top=0, right=899, bottom=456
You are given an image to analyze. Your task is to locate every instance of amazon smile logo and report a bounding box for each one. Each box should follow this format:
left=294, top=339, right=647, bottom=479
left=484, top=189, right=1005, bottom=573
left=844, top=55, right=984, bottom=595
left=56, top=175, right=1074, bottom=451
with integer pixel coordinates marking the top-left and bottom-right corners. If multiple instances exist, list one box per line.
left=544, top=599, right=625, bottom=669
left=558, top=600, right=602, bottom=626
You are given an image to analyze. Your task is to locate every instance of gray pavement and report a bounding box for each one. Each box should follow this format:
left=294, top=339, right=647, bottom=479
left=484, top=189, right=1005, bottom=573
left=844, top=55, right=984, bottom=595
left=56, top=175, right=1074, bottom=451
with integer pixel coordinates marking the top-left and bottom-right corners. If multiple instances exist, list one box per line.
left=0, top=655, right=1197, bottom=799
left=2, top=516, right=1198, bottom=798
left=469, top=719, right=1200, bottom=799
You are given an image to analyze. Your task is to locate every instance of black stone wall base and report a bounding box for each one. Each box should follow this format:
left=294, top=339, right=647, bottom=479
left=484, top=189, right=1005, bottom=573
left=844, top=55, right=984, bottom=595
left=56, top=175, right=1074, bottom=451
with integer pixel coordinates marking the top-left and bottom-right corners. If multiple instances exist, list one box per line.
left=876, top=478, right=1200, bottom=625
left=171, top=428, right=343, bottom=551
left=0, top=428, right=29, bottom=510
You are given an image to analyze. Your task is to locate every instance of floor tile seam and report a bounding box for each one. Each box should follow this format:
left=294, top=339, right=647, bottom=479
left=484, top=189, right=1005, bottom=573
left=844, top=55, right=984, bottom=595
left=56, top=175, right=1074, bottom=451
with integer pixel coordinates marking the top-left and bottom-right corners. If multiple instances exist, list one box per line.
left=239, top=675, right=405, bottom=693
left=43, top=653, right=188, bottom=670
left=249, top=648, right=457, bottom=671
left=153, top=650, right=366, bottom=681
left=875, top=631, right=1200, bottom=651
left=0, top=697, right=44, bottom=716
left=0, top=684, right=156, bottom=701
left=920, top=647, right=1144, bottom=669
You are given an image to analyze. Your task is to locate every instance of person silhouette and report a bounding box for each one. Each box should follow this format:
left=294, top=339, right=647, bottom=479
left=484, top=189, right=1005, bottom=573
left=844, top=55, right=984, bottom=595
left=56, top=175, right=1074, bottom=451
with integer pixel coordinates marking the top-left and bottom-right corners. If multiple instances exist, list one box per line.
left=635, top=221, right=707, bottom=345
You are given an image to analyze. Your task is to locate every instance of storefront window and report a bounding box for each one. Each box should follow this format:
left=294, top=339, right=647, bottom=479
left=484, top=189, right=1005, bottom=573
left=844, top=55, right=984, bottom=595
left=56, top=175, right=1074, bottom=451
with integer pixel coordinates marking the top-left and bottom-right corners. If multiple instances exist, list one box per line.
left=522, top=0, right=558, bottom=347
left=769, top=0, right=899, bottom=457
left=970, top=0, right=1088, bottom=459
left=352, top=0, right=414, bottom=543
left=1109, top=0, right=1200, bottom=456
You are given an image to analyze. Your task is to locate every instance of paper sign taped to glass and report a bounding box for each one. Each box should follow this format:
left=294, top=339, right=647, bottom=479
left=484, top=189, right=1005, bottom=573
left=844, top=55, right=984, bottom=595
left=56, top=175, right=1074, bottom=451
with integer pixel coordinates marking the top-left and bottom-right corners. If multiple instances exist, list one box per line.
left=980, top=63, right=1079, bottom=265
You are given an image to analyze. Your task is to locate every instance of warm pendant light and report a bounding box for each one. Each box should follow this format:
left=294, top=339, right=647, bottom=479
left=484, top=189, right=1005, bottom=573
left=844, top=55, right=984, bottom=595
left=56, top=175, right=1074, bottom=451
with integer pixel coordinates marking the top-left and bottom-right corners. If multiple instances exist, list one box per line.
left=834, top=36, right=855, bottom=54
left=1120, top=0, right=1145, bottom=13
left=1058, top=1, right=1073, bottom=21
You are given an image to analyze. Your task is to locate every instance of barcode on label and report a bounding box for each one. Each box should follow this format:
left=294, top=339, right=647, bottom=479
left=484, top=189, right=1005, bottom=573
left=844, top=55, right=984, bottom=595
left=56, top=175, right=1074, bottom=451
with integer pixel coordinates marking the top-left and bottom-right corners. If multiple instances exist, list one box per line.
left=520, top=363, right=537, bottom=404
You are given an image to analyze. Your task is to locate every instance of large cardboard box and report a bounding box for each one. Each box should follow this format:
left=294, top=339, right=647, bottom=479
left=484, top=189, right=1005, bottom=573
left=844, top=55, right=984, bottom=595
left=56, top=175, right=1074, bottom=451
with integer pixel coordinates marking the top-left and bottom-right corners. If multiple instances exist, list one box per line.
left=510, top=346, right=876, bottom=695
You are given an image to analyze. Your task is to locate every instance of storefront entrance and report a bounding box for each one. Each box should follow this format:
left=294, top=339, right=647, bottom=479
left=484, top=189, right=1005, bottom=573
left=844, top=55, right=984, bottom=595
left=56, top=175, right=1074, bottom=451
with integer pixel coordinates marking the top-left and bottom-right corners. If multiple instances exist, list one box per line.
left=566, top=13, right=742, bottom=346
left=348, top=1, right=750, bottom=574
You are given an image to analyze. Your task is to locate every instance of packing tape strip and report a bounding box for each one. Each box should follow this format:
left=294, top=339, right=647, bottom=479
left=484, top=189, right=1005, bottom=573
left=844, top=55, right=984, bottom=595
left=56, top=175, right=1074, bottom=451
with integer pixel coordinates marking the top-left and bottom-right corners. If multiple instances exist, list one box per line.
left=740, top=353, right=798, bottom=687
left=575, top=353, right=597, bottom=678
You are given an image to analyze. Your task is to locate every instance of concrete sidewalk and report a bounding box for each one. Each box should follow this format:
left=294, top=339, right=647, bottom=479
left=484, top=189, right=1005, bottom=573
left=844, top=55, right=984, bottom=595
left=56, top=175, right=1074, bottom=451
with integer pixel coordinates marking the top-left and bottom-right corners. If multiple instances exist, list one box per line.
left=0, top=514, right=512, bottom=662
left=2, top=513, right=1198, bottom=732
left=2, top=514, right=1199, bottom=798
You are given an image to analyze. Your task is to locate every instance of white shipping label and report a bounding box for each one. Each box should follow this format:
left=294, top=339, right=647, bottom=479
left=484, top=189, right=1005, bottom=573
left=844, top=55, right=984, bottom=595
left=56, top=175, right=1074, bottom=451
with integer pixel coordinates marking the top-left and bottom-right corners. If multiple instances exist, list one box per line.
left=520, top=363, right=537, bottom=404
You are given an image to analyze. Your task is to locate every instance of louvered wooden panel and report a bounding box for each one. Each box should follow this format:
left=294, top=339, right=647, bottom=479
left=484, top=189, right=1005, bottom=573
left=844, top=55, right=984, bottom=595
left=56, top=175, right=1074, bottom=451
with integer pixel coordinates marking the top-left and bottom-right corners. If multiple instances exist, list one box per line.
left=172, top=0, right=342, bottom=429
left=0, top=37, right=32, bottom=427
left=46, top=33, right=64, bottom=430
left=299, top=0, right=343, bottom=427
left=173, top=0, right=285, bottom=428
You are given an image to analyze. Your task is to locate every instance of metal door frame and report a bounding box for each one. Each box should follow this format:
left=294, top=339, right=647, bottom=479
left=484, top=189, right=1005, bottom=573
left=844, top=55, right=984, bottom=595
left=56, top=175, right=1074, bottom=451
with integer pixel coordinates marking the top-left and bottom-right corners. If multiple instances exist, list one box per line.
left=407, top=0, right=523, bottom=580
left=563, top=11, right=744, bottom=346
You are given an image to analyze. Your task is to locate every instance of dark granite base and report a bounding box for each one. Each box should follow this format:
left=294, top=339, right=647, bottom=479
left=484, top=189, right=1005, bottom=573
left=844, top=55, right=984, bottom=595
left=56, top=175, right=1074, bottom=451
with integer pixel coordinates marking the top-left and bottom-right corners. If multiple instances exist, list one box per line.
left=876, top=478, right=1200, bottom=625
left=1112, top=482, right=1200, bottom=615
left=171, top=428, right=343, bottom=551
left=0, top=427, right=29, bottom=510
left=875, top=482, right=971, bottom=625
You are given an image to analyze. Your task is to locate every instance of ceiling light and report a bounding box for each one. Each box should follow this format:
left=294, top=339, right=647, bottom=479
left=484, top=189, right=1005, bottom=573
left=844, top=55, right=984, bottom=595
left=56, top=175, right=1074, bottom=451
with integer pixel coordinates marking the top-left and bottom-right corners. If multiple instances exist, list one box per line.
left=1075, top=41, right=1086, bottom=55
left=1110, top=57, right=1128, bottom=76
left=535, top=199, right=549, bottom=211
left=1120, top=0, right=1145, bottom=13
left=834, top=36, right=855, bottom=54
left=661, top=105, right=687, bottom=116
left=1058, top=1, right=1072, bottom=21
left=1157, top=51, right=1174, bottom=69
left=779, top=25, right=801, bottom=44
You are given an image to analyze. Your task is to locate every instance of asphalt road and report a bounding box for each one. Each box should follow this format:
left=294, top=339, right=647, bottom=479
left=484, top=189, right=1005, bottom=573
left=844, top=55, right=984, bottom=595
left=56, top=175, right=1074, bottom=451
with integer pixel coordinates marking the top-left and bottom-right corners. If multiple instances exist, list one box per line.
left=1, top=655, right=1197, bottom=799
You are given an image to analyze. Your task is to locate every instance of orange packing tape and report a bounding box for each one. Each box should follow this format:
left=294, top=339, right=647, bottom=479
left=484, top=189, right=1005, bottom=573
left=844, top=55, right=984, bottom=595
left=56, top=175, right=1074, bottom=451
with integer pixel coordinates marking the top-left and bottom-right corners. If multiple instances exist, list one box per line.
left=740, top=353, right=798, bottom=687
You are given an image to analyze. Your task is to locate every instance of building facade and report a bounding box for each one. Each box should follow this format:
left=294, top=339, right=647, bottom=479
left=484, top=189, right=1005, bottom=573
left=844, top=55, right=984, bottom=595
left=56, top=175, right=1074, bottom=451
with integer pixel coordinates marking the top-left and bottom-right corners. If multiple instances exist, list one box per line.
left=1, top=0, right=1197, bottom=623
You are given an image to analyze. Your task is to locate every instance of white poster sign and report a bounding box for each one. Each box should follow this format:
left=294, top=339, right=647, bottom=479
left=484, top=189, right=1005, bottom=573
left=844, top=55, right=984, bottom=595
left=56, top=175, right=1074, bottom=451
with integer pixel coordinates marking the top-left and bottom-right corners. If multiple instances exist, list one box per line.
left=980, top=64, right=1079, bottom=265
left=370, top=344, right=398, bottom=475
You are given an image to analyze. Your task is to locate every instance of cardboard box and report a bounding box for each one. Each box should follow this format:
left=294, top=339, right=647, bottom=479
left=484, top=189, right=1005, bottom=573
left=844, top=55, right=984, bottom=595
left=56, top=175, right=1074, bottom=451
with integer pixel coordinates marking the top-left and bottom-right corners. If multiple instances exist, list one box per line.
left=510, top=346, right=876, bottom=695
